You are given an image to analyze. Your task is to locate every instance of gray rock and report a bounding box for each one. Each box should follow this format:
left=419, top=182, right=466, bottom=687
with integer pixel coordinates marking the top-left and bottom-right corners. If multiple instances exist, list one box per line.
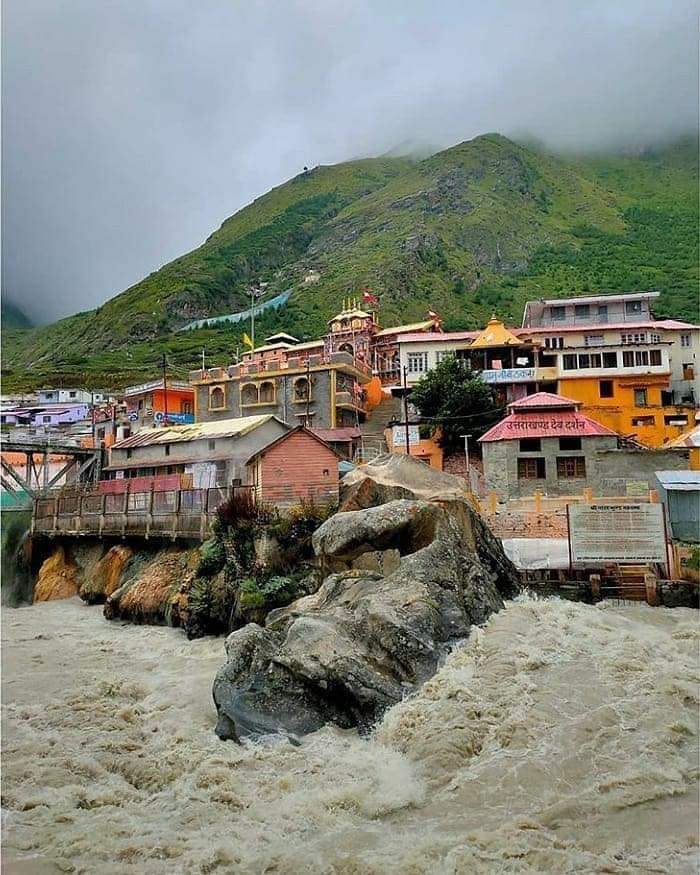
left=213, top=493, right=520, bottom=741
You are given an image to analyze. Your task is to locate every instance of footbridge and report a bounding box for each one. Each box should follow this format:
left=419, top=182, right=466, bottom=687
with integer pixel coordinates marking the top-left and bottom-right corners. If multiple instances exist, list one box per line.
left=0, top=437, right=103, bottom=504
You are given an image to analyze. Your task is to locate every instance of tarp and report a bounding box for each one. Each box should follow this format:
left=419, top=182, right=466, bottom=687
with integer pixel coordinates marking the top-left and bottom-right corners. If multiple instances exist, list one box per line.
left=178, top=290, right=292, bottom=332
left=502, top=538, right=570, bottom=570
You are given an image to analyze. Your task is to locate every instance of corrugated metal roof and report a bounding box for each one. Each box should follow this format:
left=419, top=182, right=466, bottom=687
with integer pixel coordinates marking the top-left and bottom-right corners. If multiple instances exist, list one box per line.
left=311, top=427, right=362, bottom=442
left=111, top=415, right=282, bottom=449
left=664, top=426, right=700, bottom=449
left=655, top=470, right=700, bottom=491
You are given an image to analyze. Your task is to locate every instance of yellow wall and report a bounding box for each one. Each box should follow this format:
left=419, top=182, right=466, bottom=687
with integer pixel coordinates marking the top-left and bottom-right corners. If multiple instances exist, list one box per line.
left=384, top=428, right=444, bottom=469
left=558, top=375, right=696, bottom=448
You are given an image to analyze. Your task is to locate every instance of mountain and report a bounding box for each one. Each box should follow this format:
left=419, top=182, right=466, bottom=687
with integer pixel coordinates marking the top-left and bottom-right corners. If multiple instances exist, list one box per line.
left=1, top=300, right=33, bottom=329
left=3, top=133, right=698, bottom=391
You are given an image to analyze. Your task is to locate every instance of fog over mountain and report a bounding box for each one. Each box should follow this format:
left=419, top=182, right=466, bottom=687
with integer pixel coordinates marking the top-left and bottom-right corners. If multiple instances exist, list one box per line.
left=2, top=0, right=698, bottom=323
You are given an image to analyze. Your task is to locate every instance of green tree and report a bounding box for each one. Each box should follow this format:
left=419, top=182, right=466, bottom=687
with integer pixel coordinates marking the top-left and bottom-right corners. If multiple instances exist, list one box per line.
left=409, top=357, right=501, bottom=451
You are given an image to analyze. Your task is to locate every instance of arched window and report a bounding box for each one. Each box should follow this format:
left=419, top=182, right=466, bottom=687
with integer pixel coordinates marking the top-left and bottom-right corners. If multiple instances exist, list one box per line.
left=209, top=386, right=225, bottom=410
left=294, top=377, right=310, bottom=402
left=259, top=381, right=275, bottom=404
left=339, top=342, right=354, bottom=356
left=241, top=383, right=258, bottom=406
left=181, top=401, right=193, bottom=415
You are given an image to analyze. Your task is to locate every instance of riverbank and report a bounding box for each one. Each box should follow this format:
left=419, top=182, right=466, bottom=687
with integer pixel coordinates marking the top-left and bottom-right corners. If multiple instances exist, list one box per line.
left=2, top=596, right=698, bottom=873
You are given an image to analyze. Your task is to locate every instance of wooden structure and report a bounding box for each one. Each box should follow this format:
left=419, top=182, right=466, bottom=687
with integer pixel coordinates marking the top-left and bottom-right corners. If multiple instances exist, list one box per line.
left=32, top=485, right=231, bottom=541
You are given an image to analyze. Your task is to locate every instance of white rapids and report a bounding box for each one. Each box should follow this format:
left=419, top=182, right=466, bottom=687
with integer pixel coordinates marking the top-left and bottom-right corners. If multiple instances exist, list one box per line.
left=2, top=595, right=698, bottom=874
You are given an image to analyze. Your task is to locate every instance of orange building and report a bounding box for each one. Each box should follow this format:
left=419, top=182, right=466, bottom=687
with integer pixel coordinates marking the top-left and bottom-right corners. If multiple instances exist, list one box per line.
left=124, top=379, right=195, bottom=430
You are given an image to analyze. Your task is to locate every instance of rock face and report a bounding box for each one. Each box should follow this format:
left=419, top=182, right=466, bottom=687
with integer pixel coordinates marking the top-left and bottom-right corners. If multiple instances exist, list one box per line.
left=80, top=545, right=134, bottom=604
left=33, top=543, right=103, bottom=602
left=213, top=473, right=520, bottom=741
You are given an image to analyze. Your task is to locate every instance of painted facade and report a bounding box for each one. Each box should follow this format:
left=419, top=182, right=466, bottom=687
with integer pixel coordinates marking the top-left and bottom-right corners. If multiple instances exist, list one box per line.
left=124, top=380, right=195, bottom=430
left=246, top=427, right=340, bottom=508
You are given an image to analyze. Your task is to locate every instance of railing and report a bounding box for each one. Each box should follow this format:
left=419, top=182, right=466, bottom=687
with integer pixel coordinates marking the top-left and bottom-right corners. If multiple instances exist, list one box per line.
left=32, top=485, right=233, bottom=540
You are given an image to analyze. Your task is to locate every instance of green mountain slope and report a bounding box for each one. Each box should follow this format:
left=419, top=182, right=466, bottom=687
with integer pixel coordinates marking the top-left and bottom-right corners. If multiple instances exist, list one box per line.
left=3, top=133, right=698, bottom=391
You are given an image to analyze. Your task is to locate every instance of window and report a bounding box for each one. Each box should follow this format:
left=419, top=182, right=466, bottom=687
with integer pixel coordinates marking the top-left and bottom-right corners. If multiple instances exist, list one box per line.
left=562, top=354, right=577, bottom=370
left=215, top=461, right=227, bottom=487
left=209, top=385, right=225, bottom=409
left=407, top=352, right=428, bottom=374
left=519, top=438, right=542, bottom=452
left=597, top=304, right=608, bottom=322
left=589, top=354, right=602, bottom=368
left=680, top=333, right=692, bottom=348
left=518, top=458, right=546, bottom=479
left=625, top=300, right=643, bottom=315
left=164, top=444, right=170, bottom=456
left=208, top=439, right=216, bottom=451
left=649, top=350, right=662, bottom=366
left=632, top=415, right=655, bottom=426
left=544, top=336, right=564, bottom=349
left=664, top=414, right=688, bottom=426
left=241, top=383, right=258, bottom=406
left=126, top=449, right=133, bottom=459
left=557, top=457, right=586, bottom=478
left=599, top=380, right=614, bottom=398
left=181, top=401, right=193, bottom=415
left=622, top=351, right=635, bottom=367
left=621, top=332, right=647, bottom=344
left=259, top=381, right=275, bottom=403
left=574, top=304, right=590, bottom=319
left=550, top=306, right=565, bottom=321
left=602, top=352, right=618, bottom=368
left=661, top=390, right=675, bottom=405
left=635, top=350, right=649, bottom=366
left=634, top=388, right=648, bottom=407
left=435, top=350, right=454, bottom=363
left=585, top=334, right=604, bottom=347
left=69, top=391, right=77, bottom=398
left=650, top=333, right=660, bottom=343
left=559, top=437, right=582, bottom=451
left=42, top=415, right=51, bottom=423
left=294, top=377, right=310, bottom=402
left=683, top=363, right=695, bottom=380
left=578, top=354, right=590, bottom=369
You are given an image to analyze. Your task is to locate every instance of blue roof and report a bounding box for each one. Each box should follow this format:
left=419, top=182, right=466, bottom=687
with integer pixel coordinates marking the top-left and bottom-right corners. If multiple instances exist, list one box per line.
left=655, top=470, right=700, bottom=491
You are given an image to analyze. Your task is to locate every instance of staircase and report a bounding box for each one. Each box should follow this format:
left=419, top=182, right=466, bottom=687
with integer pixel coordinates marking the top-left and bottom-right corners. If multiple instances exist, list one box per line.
left=359, top=394, right=403, bottom=459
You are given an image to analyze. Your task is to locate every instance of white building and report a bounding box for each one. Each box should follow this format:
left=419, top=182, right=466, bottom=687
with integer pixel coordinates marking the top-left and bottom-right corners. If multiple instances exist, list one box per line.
left=38, top=388, right=93, bottom=405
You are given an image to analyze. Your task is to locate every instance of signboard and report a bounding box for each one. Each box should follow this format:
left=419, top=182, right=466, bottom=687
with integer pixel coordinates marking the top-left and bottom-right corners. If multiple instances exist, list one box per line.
left=625, top=480, right=649, bottom=497
left=392, top=424, right=419, bottom=447
left=482, top=367, right=535, bottom=384
left=568, top=503, right=666, bottom=565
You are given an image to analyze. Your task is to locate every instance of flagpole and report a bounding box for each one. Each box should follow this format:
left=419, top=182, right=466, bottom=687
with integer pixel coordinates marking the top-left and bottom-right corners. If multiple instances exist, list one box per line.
left=250, top=290, right=255, bottom=349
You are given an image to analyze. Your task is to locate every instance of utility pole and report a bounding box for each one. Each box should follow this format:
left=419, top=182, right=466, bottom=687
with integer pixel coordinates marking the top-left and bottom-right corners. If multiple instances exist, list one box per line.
left=250, top=290, right=256, bottom=349
left=162, top=353, right=168, bottom=426
left=201, top=348, right=205, bottom=377
left=402, top=365, right=410, bottom=456
left=461, top=433, right=472, bottom=484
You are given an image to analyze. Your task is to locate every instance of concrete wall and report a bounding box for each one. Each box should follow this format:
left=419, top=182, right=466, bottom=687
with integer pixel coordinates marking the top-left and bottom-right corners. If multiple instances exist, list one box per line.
left=482, top=435, right=619, bottom=498
left=483, top=436, right=690, bottom=499
left=197, top=370, right=337, bottom=428
left=109, top=419, right=288, bottom=485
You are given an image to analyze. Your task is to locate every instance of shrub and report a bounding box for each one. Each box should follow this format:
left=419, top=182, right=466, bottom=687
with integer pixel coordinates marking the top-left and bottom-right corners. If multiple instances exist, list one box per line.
left=270, top=498, right=336, bottom=568
left=196, top=537, right=226, bottom=578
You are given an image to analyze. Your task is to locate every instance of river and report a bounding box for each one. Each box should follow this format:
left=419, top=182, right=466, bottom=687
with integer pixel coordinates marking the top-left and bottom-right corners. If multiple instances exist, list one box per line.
left=2, top=596, right=698, bottom=874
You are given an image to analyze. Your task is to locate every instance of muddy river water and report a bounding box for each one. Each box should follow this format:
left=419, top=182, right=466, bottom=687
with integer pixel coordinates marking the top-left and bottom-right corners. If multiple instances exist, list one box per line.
left=2, top=596, right=698, bottom=873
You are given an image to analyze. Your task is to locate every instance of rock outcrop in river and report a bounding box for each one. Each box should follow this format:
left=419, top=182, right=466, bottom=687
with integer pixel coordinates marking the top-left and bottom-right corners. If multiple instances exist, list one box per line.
left=213, top=456, right=520, bottom=741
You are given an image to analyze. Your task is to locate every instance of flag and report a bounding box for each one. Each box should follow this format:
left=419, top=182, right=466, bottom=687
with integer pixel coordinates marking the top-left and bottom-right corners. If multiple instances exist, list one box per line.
left=242, top=332, right=254, bottom=349
left=362, top=289, right=378, bottom=305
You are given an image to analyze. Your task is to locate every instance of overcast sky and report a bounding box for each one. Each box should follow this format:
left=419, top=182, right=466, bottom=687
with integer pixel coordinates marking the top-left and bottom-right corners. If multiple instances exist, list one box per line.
left=2, top=0, right=698, bottom=324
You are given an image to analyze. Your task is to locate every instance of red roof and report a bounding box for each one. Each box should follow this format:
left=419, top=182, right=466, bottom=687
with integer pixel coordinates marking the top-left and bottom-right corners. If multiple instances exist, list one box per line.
left=480, top=405, right=618, bottom=443
left=508, top=392, right=580, bottom=411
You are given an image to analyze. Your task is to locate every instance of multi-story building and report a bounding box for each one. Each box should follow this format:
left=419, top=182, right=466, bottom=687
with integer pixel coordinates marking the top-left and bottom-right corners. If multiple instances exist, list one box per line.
left=521, top=292, right=699, bottom=446
left=191, top=302, right=440, bottom=428
left=124, top=380, right=195, bottom=430
left=37, top=388, right=93, bottom=405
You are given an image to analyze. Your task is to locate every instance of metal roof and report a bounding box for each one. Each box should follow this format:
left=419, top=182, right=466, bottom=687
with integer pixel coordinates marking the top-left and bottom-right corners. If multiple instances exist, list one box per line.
left=509, top=392, right=580, bottom=411
left=664, top=426, right=700, bottom=449
left=111, top=415, right=283, bottom=449
left=655, top=470, right=700, bottom=491
left=375, top=319, right=438, bottom=337
left=480, top=406, right=618, bottom=442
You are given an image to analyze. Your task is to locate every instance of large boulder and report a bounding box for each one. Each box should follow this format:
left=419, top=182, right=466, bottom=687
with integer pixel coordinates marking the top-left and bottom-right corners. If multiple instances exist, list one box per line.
left=213, top=493, right=520, bottom=742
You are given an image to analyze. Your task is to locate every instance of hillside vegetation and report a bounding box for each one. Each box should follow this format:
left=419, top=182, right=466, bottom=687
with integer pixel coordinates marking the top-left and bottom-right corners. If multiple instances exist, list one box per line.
left=3, top=133, right=697, bottom=390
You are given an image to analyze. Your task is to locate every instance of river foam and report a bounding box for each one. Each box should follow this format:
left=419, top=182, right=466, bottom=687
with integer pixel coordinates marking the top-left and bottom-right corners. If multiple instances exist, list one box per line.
left=2, top=596, right=698, bottom=873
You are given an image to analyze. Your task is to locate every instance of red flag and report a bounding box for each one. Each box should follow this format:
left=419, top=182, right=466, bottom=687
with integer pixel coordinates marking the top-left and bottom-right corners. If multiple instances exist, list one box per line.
left=362, top=290, right=379, bottom=305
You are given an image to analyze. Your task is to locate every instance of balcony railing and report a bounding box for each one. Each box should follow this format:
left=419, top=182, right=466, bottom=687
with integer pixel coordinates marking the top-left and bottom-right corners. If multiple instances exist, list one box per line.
left=32, top=485, right=234, bottom=540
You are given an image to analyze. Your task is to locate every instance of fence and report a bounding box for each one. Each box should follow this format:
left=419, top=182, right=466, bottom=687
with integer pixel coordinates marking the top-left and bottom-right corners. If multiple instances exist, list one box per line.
left=32, top=485, right=236, bottom=540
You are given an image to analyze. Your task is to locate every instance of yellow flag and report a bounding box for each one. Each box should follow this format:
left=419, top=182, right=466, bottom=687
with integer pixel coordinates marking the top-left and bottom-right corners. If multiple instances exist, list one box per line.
left=242, top=332, right=254, bottom=349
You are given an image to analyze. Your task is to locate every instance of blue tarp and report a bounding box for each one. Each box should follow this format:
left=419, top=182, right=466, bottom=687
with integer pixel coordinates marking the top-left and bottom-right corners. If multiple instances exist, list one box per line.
left=178, top=290, right=292, bottom=332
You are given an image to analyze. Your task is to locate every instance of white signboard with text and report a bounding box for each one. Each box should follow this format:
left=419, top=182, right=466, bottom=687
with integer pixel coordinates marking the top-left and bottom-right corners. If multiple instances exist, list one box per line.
left=568, top=502, right=666, bottom=565
left=392, top=424, right=420, bottom=447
